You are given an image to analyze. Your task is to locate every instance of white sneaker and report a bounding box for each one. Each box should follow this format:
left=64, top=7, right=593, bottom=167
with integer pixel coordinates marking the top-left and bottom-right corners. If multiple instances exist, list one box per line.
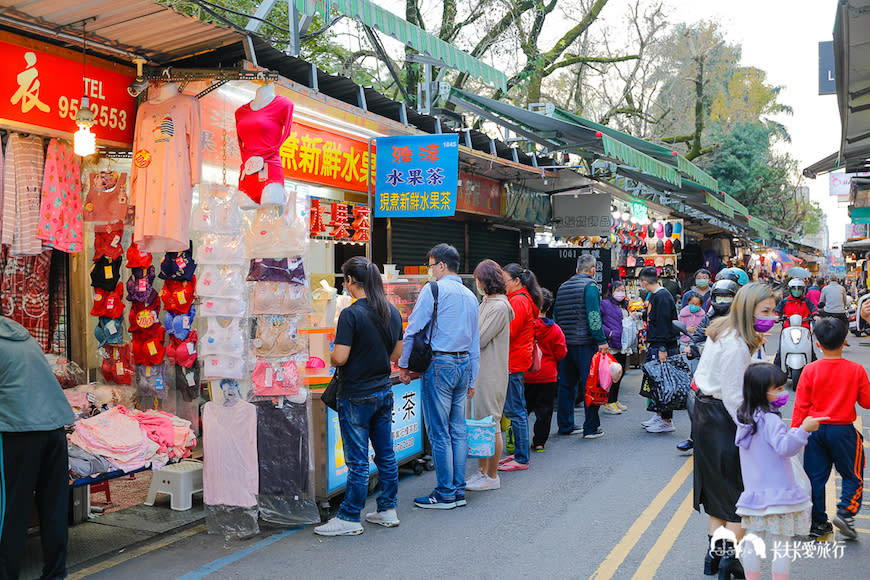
left=602, top=403, right=622, bottom=415
left=646, top=419, right=676, bottom=433
left=615, top=402, right=628, bottom=411
left=314, top=517, right=364, bottom=536
left=465, top=472, right=485, bottom=488
left=641, top=415, right=659, bottom=428
left=365, top=508, right=400, bottom=527
left=466, top=474, right=501, bottom=491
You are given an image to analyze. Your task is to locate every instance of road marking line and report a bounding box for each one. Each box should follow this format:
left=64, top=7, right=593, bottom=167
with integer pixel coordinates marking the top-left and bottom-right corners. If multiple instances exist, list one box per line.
left=68, top=523, right=207, bottom=579
left=856, top=528, right=870, bottom=534
left=629, top=491, right=695, bottom=580
left=588, top=458, right=692, bottom=580
left=174, top=525, right=304, bottom=580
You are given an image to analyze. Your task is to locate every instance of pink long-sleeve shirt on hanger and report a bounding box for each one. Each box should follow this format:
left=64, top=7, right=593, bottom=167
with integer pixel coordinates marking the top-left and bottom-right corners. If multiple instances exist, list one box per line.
left=131, top=93, right=202, bottom=253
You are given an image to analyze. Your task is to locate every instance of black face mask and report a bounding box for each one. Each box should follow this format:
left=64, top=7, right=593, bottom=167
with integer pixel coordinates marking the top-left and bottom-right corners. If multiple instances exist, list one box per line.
left=711, top=302, right=731, bottom=317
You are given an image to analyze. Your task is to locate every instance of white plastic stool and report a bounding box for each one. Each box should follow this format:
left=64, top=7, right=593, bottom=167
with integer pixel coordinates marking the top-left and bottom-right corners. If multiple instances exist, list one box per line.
left=144, top=461, right=203, bottom=511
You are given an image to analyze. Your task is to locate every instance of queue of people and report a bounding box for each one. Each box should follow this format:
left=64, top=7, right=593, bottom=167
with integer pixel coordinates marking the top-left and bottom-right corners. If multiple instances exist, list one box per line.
left=315, top=244, right=869, bottom=580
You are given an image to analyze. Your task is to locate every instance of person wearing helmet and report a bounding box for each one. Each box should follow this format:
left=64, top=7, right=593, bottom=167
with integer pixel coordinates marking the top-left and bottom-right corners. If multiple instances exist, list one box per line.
left=775, top=278, right=817, bottom=330
left=716, top=267, right=749, bottom=287
left=681, top=269, right=713, bottom=309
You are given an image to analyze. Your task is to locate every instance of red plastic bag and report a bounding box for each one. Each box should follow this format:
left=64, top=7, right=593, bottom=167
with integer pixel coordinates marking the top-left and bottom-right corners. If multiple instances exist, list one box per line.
left=585, top=351, right=616, bottom=407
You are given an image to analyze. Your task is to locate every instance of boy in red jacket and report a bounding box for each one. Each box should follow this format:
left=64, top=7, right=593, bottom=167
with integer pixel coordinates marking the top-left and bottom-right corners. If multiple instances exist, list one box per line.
left=792, top=317, right=870, bottom=539
left=524, top=289, right=567, bottom=452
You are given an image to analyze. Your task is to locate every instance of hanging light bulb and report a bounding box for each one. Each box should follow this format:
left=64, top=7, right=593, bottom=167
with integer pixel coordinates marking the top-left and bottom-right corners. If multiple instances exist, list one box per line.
left=621, top=212, right=630, bottom=221
left=611, top=210, right=621, bottom=220
left=74, top=20, right=96, bottom=157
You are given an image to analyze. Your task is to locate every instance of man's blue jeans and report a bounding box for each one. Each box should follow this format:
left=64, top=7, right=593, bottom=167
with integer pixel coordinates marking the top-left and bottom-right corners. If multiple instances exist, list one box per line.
left=421, top=353, right=470, bottom=501
left=503, top=372, right=530, bottom=464
left=556, top=344, right=600, bottom=435
left=336, top=389, right=398, bottom=522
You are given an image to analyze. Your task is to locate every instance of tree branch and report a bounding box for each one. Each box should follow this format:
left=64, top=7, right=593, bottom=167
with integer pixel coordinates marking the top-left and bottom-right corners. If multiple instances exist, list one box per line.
left=542, top=53, right=639, bottom=76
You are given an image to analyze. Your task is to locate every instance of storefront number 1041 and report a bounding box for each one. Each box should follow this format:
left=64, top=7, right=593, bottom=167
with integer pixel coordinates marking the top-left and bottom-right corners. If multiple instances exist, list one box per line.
left=57, top=95, right=127, bottom=130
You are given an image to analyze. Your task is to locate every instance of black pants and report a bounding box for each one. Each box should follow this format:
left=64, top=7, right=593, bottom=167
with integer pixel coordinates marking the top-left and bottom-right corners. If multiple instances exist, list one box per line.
left=1, top=428, right=69, bottom=580
left=525, top=381, right=557, bottom=448
left=804, top=424, right=865, bottom=524
left=608, top=352, right=628, bottom=403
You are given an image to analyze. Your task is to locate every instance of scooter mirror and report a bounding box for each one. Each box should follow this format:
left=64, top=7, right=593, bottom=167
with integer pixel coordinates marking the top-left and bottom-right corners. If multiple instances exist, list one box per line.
left=672, top=320, right=690, bottom=336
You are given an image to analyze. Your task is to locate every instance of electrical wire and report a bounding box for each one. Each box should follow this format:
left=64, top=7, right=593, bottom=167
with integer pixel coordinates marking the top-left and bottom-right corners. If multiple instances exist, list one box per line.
left=189, top=0, right=343, bottom=42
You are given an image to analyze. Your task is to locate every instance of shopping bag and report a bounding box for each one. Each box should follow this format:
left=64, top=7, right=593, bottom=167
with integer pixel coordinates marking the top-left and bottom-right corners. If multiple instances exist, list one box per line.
left=467, top=400, right=497, bottom=458
left=641, top=355, right=692, bottom=411
left=621, top=317, right=638, bottom=352
left=585, top=352, right=611, bottom=407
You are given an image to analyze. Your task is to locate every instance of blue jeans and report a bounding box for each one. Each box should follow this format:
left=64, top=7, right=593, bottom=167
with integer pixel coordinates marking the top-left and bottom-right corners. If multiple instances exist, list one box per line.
left=336, top=389, right=398, bottom=522
left=503, top=372, right=530, bottom=464
left=421, top=353, right=470, bottom=501
left=556, top=344, right=600, bottom=435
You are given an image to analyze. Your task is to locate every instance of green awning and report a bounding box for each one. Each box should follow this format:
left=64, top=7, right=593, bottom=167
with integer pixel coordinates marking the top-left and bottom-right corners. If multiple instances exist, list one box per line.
left=601, top=135, right=681, bottom=187
left=724, top=195, right=749, bottom=217
left=676, top=156, right=718, bottom=192
left=748, top=216, right=771, bottom=239
left=295, top=0, right=507, bottom=90
left=706, top=193, right=734, bottom=218
left=849, top=207, right=870, bottom=224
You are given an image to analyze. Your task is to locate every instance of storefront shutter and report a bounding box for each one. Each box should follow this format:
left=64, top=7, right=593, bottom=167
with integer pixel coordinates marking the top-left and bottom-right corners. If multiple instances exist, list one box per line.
left=468, top=224, right=520, bottom=269
left=386, top=218, right=466, bottom=271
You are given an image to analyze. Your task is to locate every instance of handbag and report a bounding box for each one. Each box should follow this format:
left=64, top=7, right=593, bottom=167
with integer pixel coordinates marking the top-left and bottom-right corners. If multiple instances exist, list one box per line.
left=322, top=303, right=395, bottom=412
left=466, top=399, right=497, bottom=458
left=407, top=282, right=439, bottom=372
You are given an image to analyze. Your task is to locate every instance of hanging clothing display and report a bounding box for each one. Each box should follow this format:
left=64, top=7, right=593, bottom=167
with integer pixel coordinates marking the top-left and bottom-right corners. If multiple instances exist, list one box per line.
left=203, top=400, right=259, bottom=508
left=132, top=93, right=203, bottom=252
left=82, top=158, right=131, bottom=224
left=235, top=95, right=293, bottom=205
left=2, top=133, right=45, bottom=256
left=36, top=139, right=83, bottom=253
left=0, top=246, right=52, bottom=350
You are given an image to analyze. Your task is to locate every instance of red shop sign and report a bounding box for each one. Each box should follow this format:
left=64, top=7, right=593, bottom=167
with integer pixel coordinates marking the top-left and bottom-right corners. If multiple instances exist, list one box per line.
left=0, top=38, right=136, bottom=145
left=457, top=172, right=502, bottom=216
left=279, top=120, right=375, bottom=193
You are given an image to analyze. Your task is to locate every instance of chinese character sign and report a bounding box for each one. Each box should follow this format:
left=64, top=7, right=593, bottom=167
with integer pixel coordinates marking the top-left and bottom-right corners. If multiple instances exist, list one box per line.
left=0, top=39, right=135, bottom=144
left=375, top=134, right=459, bottom=217
left=279, top=120, right=373, bottom=192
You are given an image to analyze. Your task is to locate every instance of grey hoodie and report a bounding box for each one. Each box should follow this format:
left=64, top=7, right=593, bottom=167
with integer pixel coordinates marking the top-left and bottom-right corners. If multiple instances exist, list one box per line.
left=0, top=316, right=75, bottom=432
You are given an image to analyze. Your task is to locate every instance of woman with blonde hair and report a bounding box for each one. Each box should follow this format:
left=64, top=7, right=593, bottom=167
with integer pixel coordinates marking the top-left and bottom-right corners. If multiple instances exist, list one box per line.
left=692, top=283, right=776, bottom=578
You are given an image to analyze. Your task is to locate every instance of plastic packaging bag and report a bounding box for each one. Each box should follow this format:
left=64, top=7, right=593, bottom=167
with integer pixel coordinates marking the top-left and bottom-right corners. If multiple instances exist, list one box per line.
left=621, top=317, right=638, bottom=352
left=640, top=355, right=693, bottom=411
left=585, top=352, right=614, bottom=406
left=467, top=400, right=496, bottom=458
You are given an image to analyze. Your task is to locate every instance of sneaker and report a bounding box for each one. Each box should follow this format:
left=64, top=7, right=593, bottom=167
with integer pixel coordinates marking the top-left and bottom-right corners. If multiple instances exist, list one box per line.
left=455, top=494, right=467, bottom=507
left=465, top=472, right=485, bottom=488
left=615, top=401, right=628, bottom=411
left=834, top=512, right=858, bottom=540
left=602, top=403, right=622, bottom=415
left=414, top=495, right=456, bottom=510
left=561, top=427, right=584, bottom=435
left=676, top=439, right=694, bottom=453
left=466, top=474, right=501, bottom=491
left=646, top=419, right=676, bottom=433
left=314, top=517, right=364, bottom=536
left=584, top=428, right=605, bottom=439
left=641, top=415, right=660, bottom=428
left=365, top=508, right=400, bottom=527
left=498, top=460, right=529, bottom=471
left=809, top=520, right=833, bottom=538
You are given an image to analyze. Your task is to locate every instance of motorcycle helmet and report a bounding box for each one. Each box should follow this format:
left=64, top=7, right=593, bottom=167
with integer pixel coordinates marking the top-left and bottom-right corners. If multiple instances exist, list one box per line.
left=710, top=279, right=740, bottom=317
left=715, top=267, right=749, bottom=287
left=788, top=277, right=806, bottom=299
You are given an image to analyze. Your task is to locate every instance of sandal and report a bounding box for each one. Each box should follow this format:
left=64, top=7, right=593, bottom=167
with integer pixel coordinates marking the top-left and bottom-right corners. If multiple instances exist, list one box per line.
left=534, top=446, right=546, bottom=453
left=497, top=455, right=515, bottom=465
left=498, top=460, right=529, bottom=472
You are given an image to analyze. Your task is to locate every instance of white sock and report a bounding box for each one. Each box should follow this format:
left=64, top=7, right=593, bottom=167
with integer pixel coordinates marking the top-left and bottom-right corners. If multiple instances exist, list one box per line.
left=739, top=531, right=762, bottom=574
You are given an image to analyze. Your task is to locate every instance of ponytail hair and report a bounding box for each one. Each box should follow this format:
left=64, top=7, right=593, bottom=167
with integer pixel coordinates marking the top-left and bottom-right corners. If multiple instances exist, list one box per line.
left=342, top=257, right=391, bottom=327
left=503, top=263, right=543, bottom=309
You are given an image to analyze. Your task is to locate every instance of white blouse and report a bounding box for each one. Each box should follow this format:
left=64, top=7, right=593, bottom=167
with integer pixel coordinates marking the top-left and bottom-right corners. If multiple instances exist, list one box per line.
left=693, top=329, right=759, bottom=423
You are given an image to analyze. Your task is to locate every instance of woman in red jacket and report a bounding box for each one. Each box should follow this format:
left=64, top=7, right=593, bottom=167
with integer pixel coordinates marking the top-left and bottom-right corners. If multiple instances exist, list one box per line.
left=524, top=288, right=567, bottom=451
left=498, top=263, right=542, bottom=471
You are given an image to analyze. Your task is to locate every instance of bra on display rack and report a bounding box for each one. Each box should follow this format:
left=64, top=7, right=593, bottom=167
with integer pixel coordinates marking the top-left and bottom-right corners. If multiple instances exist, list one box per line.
left=250, top=282, right=312, bottom=315
left=164, top=306, right=196, bottom=340
left=244, top=207, right=306, bottom=258
left=176, top=363, right=201, bottom=402
left=101, top=344, right=134, bottom=385
left=199, top=297, right=246, bottom=318
left=246, top=257, right=305, bottom=284
left=200, top=317, right=246, bottom=356
left=91, top=256, right=123, bottom=291
left=126, top=266, right=158, bottom=304
left=195, top=233, right=248, bottom=265
left=127, top=241, right=153, bottom=269
left=135, top=361, right=168, bottom=399
left=167, top=330, right=199, bottom=368
left=95, top=317, right=124, bottom=346
left=252, top=316, right=306, bottom=358
left=192, top=186, right=243, bottom=234
left=251, top=358, right=300, bottom=397
left=160, top=276, right=197, bottom=314
left=131, top=324, right=166, bottom=365
left=201, top=355, right=246, bottom=380
left=129, top=299, right=161, bottom=332
left=198, top=265, right=246, bottom=298
left=93, top=221, right=126, bottom=260
left=91, top=283, right=125, bottom=318
left=159, top=242, right=197, bottom=281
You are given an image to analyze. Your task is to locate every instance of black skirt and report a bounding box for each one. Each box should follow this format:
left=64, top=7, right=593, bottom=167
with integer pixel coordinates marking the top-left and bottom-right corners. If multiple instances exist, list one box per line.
left=692, top=394, right=743, bottom=522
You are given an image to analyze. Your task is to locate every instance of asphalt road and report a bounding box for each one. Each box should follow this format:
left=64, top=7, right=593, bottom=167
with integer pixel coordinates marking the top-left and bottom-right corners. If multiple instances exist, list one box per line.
left=70, top=331, right=870, bottom=579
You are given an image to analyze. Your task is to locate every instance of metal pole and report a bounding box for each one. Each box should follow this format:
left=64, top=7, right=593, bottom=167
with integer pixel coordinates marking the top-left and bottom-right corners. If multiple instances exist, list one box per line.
left=367, top=137, right=373, bottom=261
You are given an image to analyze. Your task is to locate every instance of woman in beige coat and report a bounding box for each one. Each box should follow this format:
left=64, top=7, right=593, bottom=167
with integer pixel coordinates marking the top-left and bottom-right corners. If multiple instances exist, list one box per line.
left=466, top=260, right=514, bottom=492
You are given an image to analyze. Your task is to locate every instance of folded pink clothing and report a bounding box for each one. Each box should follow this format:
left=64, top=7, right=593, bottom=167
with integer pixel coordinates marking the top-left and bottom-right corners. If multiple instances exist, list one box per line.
left=126, top=408, right=175, bottom=452
left=70, top=406, right=151, bottom=472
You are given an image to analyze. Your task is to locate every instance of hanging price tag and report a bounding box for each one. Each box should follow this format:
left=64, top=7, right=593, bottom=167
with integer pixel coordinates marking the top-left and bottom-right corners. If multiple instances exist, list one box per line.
left=147, top=341, right=157, bottom=356
left=110, top=235, right=121, bottom=248
left=104, top=265, right=113, bottom=278
left=177, top=291, right=187, bottom=305
left=138, top=279, right=147, bottom=293
left=155, top=377, right=164, bottom=391
left=185, top=372, right=196, bottom=387
left=186, top=342, right=196, bottom=355
left=116, top=362, right=124, bottom=376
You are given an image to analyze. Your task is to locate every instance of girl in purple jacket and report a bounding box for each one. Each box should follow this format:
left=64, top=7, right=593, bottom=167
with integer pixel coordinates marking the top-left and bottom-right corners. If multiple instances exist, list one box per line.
left=733, top=364, right=827, bottom=580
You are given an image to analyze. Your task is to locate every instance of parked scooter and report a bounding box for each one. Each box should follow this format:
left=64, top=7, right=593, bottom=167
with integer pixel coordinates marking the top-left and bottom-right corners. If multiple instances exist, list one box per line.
left=779, top=314, right=814, bottom=389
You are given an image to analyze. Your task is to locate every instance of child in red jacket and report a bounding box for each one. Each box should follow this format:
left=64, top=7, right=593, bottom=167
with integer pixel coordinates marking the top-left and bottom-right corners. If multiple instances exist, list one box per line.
left=524, top=288, right=568, bottom=452
left=792, top=317, right=870, bottom=539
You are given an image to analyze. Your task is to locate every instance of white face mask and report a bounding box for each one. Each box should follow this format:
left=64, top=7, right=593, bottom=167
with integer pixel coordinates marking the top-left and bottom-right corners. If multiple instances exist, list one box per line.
left=612, top=292, right=626, bottom=301
left=475, top=283, right=485, bottom=296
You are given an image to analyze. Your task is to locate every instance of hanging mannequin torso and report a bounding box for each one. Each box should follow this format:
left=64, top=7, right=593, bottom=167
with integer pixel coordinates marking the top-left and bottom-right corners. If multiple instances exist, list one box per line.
left=236, top=84, right=292, bottom=208
left=250, top=83, right=276, bottom=111
left=149, top=82, right=180, bottom=104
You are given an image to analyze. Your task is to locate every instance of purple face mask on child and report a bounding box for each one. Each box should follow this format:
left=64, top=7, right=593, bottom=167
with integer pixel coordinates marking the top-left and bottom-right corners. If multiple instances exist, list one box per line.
left=770, top=392, right=789, bottom=409
left=753, top=316, right=777, bottom=333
